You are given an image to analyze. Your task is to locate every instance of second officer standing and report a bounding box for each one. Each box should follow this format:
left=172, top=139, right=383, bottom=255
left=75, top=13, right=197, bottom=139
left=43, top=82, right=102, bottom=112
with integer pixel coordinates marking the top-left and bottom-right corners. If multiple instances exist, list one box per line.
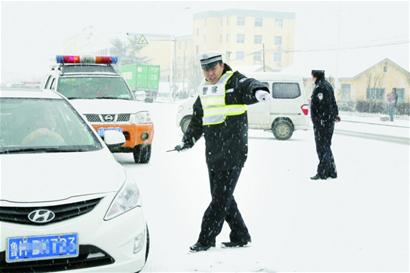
left=174, top=52, right=270, bottom=252
left=310, top=70, right=340, bottom=180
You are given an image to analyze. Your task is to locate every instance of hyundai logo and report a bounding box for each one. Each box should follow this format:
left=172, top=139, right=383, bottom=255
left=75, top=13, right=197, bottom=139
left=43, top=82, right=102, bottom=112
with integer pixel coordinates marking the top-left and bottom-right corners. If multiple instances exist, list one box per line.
left=103, top=114, right=115, bottom=122
left=28, top=209, right=55, bottom=224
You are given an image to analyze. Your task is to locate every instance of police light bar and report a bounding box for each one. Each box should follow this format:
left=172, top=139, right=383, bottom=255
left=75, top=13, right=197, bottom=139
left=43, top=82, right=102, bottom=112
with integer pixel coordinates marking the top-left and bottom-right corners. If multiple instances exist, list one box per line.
left=56, top=55, right=118, bottom=64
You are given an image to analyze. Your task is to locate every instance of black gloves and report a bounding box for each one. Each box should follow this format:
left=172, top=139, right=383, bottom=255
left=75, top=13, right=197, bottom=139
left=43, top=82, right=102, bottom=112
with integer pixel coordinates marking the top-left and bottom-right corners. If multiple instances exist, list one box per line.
left=174, top=142, right=190, bottom=152
left=174, top=136, right=196, bottom=152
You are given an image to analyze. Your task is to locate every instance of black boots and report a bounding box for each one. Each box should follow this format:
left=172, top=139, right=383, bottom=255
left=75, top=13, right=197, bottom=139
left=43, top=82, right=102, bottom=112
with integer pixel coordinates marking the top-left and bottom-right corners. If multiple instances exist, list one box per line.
left=310, top=174, right=323, bottom=180
left=189, top=240, right=251, bottom=252
left=189, top=242, right=215, bottom=252
left=328, top=173, right=337, bottom=179
left=221, top=240, right=251, bottom=248
left=310, top=173, right=337, bottom=180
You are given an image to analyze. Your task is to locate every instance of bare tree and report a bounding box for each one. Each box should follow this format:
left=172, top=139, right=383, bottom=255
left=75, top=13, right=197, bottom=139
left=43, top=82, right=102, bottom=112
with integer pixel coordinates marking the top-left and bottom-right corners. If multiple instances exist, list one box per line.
left=110, top=38, right=149, bottom=65
left=365, top=70, right=385, bottom=113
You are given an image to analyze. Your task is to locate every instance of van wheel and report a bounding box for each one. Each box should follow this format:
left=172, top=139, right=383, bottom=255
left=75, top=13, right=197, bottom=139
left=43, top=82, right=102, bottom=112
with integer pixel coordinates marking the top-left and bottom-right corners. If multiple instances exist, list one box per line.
left=180, top=116, right=192, bottom=134
left=272, top=120, right=294, bottom=140
left=133, top=144, right=151, bottom=163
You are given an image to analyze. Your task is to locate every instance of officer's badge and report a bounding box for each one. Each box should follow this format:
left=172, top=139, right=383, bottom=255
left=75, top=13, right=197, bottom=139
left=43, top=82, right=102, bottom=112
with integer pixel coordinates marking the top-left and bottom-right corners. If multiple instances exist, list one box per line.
left=317, top=93, right=323, bottom=100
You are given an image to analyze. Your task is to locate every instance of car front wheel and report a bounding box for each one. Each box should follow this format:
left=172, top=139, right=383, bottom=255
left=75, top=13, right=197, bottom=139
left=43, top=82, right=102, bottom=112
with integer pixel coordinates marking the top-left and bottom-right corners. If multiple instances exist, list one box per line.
left=133, top=144, right=151, bottom=163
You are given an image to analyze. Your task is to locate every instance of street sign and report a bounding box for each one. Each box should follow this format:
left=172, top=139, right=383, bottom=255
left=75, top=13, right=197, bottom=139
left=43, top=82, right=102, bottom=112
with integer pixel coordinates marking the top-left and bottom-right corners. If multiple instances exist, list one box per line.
left=135, top=34, right=149, bottom=45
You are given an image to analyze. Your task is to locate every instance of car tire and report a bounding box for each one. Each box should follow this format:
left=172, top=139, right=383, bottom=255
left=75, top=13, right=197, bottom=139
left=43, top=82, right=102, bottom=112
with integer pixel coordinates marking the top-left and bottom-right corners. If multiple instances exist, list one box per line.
left=133, top=144, right=151, bottom=163
left=134, top=225, right=149, bottom=273
left=180, top=115, right=192, bottom=134
left=272, top=119, right=294, bottom=140
left=145, top=225, right=150, bottom=263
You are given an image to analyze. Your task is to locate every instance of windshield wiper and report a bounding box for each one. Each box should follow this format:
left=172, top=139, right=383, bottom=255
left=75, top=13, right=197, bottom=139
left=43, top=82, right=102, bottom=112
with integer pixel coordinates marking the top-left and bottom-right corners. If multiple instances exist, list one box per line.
left=0, top=147, right=93, bottom=154
left=66, top=96, right=84, bottom=100
left=94, top=96, right=130, bottom=100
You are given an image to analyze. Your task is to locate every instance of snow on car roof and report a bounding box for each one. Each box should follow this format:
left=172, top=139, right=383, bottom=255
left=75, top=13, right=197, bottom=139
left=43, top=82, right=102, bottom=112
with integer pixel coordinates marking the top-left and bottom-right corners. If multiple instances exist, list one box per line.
left=0, top=89, right=63, bottom=99
left=247, top=72, right=304, bottom=82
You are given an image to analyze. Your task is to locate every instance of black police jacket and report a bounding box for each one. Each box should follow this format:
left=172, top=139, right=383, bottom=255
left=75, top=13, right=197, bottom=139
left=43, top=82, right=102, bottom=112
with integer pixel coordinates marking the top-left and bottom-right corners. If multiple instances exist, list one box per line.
left=182, top=64, right=269, bottom=171
left=310, top=79, right=339, bottom=127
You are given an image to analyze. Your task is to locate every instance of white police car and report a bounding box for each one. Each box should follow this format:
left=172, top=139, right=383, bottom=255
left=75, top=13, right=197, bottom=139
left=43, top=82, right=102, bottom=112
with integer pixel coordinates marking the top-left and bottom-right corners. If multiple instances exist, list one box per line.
left=43, top=55, right=154, bottom=164
left=0, top=90, right=149, bottom=272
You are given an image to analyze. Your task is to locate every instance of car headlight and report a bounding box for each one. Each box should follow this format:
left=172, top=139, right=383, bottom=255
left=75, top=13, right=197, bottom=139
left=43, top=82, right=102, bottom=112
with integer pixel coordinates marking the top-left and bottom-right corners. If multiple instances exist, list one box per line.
left=104, top=180, right=141, bottom=220
left=130, top=111, right=152, bottom=124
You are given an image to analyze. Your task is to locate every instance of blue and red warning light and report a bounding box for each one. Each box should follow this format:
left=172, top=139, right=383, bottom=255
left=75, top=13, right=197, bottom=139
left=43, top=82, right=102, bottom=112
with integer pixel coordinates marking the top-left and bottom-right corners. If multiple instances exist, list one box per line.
left=56, top=55, right=118, bottom=64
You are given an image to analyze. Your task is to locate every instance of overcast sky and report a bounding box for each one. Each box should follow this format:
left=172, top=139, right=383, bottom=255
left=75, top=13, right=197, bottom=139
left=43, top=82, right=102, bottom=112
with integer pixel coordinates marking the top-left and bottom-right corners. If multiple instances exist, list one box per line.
left=1, top=1, right=409, bottom=82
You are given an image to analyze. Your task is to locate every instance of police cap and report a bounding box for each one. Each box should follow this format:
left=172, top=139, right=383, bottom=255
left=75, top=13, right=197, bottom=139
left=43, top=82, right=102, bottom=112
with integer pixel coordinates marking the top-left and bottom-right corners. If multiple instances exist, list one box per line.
left=311, top=70, right=325, bottom=78
left=199, top=51, right=223, bottom=70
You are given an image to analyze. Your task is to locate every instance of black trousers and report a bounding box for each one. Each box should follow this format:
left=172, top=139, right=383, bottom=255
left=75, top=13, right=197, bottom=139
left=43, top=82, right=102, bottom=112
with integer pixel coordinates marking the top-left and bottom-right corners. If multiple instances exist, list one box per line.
left=314, top=122, right=337, bottom=177
left=198, top=166, right=251, bottom=245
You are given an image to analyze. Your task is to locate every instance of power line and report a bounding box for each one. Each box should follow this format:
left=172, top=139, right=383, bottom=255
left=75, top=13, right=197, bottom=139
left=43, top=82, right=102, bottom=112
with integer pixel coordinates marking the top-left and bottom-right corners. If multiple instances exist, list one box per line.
left=243, top=40, right=409, bottom=56
left=281, top=40, right=410, bottom=53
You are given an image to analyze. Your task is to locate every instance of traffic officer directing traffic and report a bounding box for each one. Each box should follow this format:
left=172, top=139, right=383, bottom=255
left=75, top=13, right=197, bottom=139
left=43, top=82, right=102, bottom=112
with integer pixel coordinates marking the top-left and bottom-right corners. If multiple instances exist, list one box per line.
left=174, top=51, right=270, bottom=252
left=310, top=70, right=340, bottom=180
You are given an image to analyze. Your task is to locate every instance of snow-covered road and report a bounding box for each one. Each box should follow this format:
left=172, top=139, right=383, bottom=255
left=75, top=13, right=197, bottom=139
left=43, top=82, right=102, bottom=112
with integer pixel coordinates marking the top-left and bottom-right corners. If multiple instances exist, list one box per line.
left=336, top=113, right=410, bottom=144
left=114, top=102, right=409, bottom=272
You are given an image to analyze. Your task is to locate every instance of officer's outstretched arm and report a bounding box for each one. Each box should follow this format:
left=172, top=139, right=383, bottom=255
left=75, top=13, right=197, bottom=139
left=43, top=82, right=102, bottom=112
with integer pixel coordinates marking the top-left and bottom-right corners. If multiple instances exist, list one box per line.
left=236, top=73, right=270, bottom=105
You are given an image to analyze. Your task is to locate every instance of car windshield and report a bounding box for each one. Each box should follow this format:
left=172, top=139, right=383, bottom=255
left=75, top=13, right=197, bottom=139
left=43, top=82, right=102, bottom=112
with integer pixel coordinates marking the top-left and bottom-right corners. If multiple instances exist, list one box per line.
left=58, top=76, right=133, bottom=100
left=0, top=98, right=102, bottom=154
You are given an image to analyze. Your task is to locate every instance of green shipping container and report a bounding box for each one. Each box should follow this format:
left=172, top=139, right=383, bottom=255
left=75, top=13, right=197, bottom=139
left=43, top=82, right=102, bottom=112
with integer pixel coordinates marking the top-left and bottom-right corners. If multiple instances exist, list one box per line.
left=118, top=64, right=160, bottom=91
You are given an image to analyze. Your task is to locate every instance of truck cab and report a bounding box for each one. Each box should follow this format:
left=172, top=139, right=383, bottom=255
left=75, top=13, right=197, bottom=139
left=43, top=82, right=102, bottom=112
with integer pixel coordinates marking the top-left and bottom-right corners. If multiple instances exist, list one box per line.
left=118, top=64, right=160, bottom=103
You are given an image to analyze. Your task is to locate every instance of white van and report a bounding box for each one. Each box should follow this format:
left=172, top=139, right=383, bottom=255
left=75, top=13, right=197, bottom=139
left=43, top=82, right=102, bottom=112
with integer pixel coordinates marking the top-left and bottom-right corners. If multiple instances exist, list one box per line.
left=176, top=73, right=310, bottom=140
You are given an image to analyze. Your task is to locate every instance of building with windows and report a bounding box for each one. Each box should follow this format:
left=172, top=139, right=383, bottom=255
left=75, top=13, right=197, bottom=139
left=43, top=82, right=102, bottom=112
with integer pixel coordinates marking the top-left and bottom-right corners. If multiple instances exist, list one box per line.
left=137, top=34, right=174, bottom=82
left=174, top=35, right=199, bottom=93
left=192, top=9, right=295, bottom=71
left=338, top=58, right=410, bottom=104
left=71, top=9, right=296, bottom=96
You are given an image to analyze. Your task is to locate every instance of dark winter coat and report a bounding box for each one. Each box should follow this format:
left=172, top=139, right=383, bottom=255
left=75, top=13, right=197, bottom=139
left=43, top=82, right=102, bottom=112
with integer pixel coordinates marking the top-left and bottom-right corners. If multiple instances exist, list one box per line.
left=183, top=64, right=269, bottom=171
left=310, top=78, right=339, bottom=127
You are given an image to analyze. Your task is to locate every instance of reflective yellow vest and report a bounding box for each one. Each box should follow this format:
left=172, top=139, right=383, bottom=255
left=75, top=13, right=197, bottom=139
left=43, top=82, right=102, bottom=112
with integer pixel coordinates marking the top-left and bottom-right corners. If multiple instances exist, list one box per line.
left=198, top=71, right=247, bottom=126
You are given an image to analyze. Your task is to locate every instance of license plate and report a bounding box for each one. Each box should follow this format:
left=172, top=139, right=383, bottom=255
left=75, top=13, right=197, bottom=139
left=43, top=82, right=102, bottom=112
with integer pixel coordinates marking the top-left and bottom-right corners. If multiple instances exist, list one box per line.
left=98, top=127, right=123, bottom=137
left=6, top=233, right=79, bottom=263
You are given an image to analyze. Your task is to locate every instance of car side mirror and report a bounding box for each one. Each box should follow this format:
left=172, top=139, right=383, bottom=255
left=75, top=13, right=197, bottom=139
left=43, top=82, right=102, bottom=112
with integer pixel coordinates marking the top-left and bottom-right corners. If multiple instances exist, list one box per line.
left=103, top=130, right=125, bottom=148
left=133, top=90, right=146, bottom=101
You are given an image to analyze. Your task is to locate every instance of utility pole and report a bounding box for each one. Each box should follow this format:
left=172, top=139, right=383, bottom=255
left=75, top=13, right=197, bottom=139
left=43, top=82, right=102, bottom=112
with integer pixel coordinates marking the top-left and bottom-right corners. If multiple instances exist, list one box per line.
left=172, top=37, right=176, bottom=95
left=182, top=48, right=186, bottom=96
left=335, top=2, right=342, bottom=92
left=262, top=43, right=266, bottom=72
left=226, top=51, right=231, bottom=62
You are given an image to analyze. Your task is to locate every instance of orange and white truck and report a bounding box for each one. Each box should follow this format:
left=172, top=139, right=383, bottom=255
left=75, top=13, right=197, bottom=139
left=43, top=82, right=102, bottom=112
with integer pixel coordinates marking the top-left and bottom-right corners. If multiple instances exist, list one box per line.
left=43, top=55, right=154, bottom=163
